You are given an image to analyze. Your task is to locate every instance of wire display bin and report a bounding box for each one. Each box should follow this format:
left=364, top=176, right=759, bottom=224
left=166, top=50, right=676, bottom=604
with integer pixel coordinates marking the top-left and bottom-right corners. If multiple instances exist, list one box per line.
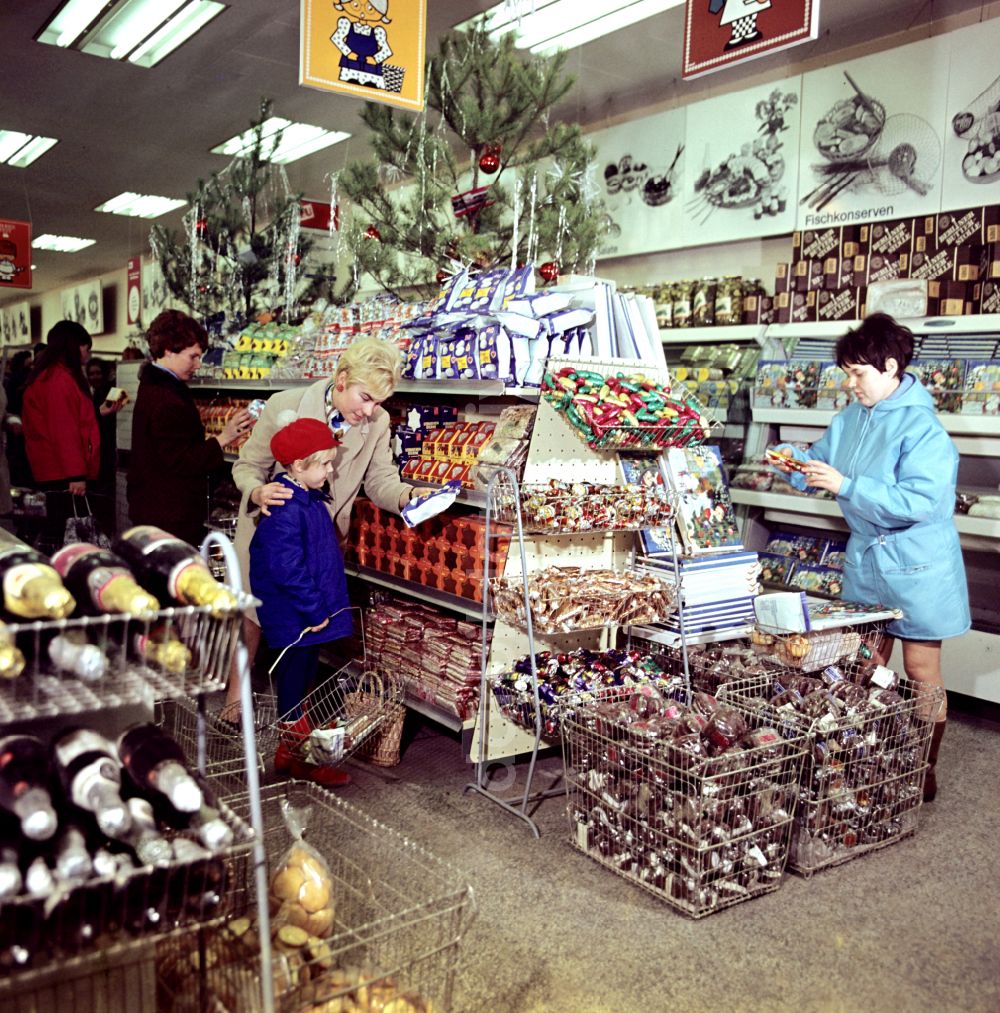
left=157, top=697, right=264, bottom=799
left=718, top=664, right=943, bottom=876
left=156, top=783, right=476, bottom=1012
left=561, top=684, right=807, bottom=918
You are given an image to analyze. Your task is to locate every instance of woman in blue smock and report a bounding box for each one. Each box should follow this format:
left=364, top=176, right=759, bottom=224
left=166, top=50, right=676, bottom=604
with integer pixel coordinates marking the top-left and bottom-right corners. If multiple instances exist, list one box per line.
left=773, top=313, right=969, bottom=802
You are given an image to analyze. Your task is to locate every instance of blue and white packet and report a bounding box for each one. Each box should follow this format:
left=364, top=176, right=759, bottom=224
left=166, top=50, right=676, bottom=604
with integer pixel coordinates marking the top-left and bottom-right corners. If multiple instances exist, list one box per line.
left=401, top=480, right=462, bottom=528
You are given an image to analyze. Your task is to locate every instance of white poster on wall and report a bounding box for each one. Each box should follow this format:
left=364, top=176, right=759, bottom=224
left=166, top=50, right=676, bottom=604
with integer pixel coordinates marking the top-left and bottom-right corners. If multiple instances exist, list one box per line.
left=590, top=106, right=687, bottom=260
left=681, top=79, right=803, bottom=246
left=796, top=36, right=950, bottom=230
left=1, top=300, right=31, bottom=344
left=60, top=280, right=103, bottom=334
left=941, top=18, right=1000, bottom=212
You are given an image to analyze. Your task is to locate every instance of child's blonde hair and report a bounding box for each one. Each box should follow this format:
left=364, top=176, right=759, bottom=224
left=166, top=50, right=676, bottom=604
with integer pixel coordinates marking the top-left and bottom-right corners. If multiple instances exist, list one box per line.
left=335, top=336, right=402, bottom=401
left=289, top=446, right=336, bottom=471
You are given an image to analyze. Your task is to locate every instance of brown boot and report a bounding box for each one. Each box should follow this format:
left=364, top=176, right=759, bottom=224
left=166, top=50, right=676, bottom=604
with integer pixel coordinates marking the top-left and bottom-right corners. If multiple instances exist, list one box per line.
left=923, top=720, right=946, bottom=802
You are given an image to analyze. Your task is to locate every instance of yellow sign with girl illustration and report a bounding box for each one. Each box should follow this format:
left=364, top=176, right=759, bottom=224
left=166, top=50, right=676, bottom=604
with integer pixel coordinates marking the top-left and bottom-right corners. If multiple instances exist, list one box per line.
left=300, top=0, right=426, bottom=110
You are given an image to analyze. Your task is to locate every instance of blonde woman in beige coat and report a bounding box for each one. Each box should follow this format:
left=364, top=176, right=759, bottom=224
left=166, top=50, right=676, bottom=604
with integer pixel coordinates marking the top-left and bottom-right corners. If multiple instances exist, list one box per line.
left=222, top=337, right=417, bottom=720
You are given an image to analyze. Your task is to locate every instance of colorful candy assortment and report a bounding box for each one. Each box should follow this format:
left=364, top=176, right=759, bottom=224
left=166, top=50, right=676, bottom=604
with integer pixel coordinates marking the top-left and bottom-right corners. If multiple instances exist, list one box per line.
left=542, top=366, right=712, bottom=449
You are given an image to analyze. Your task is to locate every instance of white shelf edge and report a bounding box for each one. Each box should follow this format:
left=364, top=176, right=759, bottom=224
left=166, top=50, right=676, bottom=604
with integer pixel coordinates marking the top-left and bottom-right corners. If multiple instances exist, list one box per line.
left=403, top=691, right=476, bottom=732
left=730, top=488, right=844, bottom=517
left=344, top=564, right=485, bottom=619
left=750, top=407, right=1000, bottom=437
left=629, top=624, right=752, bottom=647
left=766, top=314, right=1000, bottom=339
left=661, top=324, right=765, bottom=344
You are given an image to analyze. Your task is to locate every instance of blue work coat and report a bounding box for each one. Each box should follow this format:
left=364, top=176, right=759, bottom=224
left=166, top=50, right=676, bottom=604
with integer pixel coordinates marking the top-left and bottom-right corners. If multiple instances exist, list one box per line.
left=777, top=373, right=970, bottom=640
left=249, top=475, right=353, bottom=650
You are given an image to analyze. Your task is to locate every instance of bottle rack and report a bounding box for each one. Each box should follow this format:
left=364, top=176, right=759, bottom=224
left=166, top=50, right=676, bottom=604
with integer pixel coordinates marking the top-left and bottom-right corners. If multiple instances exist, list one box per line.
left=0, top=532, right=276, bottom=1013
left=464, top=354, right=702, bottom=837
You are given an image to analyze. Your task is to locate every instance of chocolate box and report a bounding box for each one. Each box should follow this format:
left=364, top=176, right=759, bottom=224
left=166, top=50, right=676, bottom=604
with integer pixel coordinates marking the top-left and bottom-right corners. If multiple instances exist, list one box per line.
left=795, top=227, right=841, bottom=262
left=816, top=288, right=862, bottom=322
left=866, top=252, right=909, bottom=285
left=910, top=247, right=957, bottom=282
left=868, top=219, right=915, bottom=258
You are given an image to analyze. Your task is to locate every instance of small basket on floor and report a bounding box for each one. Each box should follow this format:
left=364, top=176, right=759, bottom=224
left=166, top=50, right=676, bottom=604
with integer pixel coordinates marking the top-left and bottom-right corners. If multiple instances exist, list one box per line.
left=344, top=673, right=406, bottom=767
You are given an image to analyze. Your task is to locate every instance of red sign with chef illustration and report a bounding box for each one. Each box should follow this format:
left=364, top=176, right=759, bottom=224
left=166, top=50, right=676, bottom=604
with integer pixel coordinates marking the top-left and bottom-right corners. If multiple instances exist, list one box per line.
left=683, top=0, right=820, bottom=80
left=0, top=219, right=32, bottom=290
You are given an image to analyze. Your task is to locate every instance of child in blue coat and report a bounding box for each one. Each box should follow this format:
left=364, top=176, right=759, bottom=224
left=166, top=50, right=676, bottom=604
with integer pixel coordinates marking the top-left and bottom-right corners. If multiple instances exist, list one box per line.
left=249, top=416, right=354, bottom=787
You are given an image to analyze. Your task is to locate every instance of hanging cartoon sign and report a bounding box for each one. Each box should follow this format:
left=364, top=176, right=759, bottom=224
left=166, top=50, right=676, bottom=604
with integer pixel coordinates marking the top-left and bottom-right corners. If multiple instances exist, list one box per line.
left=0, top=219, right=32, bottom=290
left=683, top=0, right=820, bottom=80
left=299, top=0, right=426, bottom=110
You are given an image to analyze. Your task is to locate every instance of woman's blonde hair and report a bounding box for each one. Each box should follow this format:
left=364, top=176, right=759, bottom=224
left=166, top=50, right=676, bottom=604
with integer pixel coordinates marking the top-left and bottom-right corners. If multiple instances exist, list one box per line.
left=335, top=336, right=402, bottom=401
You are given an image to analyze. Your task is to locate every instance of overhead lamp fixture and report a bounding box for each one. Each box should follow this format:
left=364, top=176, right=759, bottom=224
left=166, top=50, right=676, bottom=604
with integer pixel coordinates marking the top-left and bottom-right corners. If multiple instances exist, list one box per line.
left=211, top=117, right=351, bottom=165
left=457, top=0, right=685, bottom=56
left=0, top=129, right=58, bottom=167
left=32, top=234, right=96, bottom=253
left=95, top=192, right=187, bottom=218
left=36, top=0, right=226, bottom=68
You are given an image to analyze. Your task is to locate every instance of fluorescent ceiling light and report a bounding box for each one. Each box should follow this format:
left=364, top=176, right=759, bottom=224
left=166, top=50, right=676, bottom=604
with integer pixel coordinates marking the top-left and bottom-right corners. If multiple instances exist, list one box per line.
left=95, top=192, right=187, bottom=218
left=0, top=130, right=58, bottom=167
left=211, top=117, right=351, bottom=165
left=458, top=0, right=684, bottom=55
left=32, top=234, right=97, bottom=253
left=36, top=0, right=226, bottom=68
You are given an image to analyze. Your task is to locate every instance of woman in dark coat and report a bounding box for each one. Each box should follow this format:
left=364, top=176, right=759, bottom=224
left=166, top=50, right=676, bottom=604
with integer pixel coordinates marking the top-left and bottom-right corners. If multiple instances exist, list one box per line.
left=127, top=310, right=250, bottom=547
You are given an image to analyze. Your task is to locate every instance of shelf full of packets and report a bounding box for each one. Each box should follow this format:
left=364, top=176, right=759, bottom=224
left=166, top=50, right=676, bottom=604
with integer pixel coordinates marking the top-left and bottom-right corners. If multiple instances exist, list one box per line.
left=0, top=526, right=257, bottom=721
left=0, top=723, right=253, bottom=974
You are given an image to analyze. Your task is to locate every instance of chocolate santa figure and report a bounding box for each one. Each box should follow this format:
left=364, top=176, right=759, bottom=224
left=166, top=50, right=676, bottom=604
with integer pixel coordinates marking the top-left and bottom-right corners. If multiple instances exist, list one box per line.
left=710, top=0, right=771, bottom=51
left=331, top=0, right=393, bottom=90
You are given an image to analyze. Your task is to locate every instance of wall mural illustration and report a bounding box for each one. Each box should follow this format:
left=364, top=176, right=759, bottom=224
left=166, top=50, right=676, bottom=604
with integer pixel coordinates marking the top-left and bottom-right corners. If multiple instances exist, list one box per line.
left=796, top=36, right=950, bottom=230
left=683, top=80, right=802, bottom=244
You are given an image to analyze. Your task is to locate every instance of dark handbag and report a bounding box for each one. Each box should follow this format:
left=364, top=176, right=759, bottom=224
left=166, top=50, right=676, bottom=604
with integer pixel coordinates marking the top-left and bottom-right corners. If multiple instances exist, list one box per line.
left=63, top=495, right=111, bottom=549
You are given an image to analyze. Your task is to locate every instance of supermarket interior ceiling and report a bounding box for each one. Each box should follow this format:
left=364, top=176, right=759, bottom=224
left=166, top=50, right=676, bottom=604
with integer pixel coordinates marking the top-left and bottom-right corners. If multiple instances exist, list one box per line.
left=0, top=0, right=987, bottom=296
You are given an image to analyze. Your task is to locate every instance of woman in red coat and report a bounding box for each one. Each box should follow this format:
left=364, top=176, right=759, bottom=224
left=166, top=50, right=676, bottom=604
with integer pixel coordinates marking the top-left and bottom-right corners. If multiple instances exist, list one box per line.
left=127, top=310, right=250, bottom=547
left=22, top=320, right=103, bottom=552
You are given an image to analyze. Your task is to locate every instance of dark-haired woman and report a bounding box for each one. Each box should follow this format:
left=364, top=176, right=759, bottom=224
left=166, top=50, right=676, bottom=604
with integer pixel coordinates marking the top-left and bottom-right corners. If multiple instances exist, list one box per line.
left=773, top=312, right=970, bottom=800
left=128, top=310, right=251, bottom=547
left=22, top=320, right=108, bottom=551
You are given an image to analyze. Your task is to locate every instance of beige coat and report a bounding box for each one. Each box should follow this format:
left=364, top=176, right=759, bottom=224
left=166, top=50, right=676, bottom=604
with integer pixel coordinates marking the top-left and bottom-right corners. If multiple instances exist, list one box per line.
left=230, top=378, right=409, bottom=603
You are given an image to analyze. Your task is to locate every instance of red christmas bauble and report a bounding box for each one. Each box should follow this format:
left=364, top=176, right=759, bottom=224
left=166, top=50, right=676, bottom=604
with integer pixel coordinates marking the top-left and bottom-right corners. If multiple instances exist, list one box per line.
left=293, top=253, right=301, bottom=265
left=364, top=225, right=381, bottom=241
left=479, top=150, right=500, bottom=174
left=539, top=260, right=560, bottom=283
left=195, top=218, right=207, bottom=234
left=436, top=269, right=449, bottom=284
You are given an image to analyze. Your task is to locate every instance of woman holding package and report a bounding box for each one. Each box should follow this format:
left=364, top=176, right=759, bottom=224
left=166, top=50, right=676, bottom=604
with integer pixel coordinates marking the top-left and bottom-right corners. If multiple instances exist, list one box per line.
left=222, top=337, right=419, bottom=731
left=772, top=312, right=970, bottom=801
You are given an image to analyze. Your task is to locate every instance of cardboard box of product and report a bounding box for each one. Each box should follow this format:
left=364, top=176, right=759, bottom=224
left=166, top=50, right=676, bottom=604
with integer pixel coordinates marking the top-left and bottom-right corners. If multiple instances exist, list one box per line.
left=841, top=225, right=867, bottom=259
left=795, top=227, right=841, bottom=262
left=983, top=205, right=1000, bottom=244
left=774, top=262, right=792, bottom=294
left=978, top=242, right=1000, bottom=280
left=868, top=219, right=915, bottom=257
left=741, top=293, right=774, bottom=325
left=929, top=280, right=977, bottom=315
left=910, top=247, right=960, bottom=281
left=916, top=207, right=984, bottom=252
left=977, top=279, right=1000, bottom=314
left=866, top=252, right=910, bottom=285
left=790, top=290, right=818, bottom=324
left=816, top=287, right=862, bottom=322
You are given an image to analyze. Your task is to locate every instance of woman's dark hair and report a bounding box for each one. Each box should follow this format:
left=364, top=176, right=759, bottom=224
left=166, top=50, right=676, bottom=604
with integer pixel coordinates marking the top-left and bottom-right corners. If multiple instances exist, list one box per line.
left=147, top=310, right=208, bottom=360
left=25, top=319, right=91, bottom=395
left=836, top=312, right=915, bottom=375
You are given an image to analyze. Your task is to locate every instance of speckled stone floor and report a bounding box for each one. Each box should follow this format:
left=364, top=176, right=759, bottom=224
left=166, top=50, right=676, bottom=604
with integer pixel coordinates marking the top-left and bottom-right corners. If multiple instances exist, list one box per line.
left=331, top=705, right=1000, bottom=1013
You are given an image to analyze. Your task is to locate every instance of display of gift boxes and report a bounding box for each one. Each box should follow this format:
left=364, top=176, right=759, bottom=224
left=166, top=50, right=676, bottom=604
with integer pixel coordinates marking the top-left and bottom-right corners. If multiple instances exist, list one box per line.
left=758, top=531, right=847, bottom=597
left=346, top=500, right=510, bottom=604
left=363, top=594, right=483, bottom=722
left=753, top=357, right=1000, bottom=414
left=197, top=396, right=256, bottom=452
left=773, top=205, right=1000, bottom=322
left=562, top=683, right=807, bottom=917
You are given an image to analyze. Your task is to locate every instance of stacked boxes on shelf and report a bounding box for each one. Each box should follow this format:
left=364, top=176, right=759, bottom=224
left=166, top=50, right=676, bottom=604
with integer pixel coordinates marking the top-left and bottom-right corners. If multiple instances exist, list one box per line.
left=400, top=420, right=497, bottom=490
left=774, top=204, right=1000, bottom=323
left=347, top=499, right=510, bottom=603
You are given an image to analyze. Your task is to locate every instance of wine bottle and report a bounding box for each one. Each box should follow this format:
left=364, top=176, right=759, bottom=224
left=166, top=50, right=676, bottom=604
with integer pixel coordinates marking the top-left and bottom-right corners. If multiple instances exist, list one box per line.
left=131, top=622, right=192, bottom=675
left=47, top=629, right=108, bottom=682
left=52, top=728, right=131, bottom=839
left=121, top=796, right=172, bottom=866
left=0, top=621, right=25, bottom=680
left=111, top=526, right=237, bottom=614
left=0, top=734, right=58, bottom=841
left=118, top=724, right=202, bottom=814
left=0, top=546, right=75, bottom=620
left=151, top=778, right=233, bottom=853
left=0, top=819, right=22, bottom=899
left=51, top=822, right=91, bottom=881
left=51, top=543, right=160, bottom=617
left=24, top=854, right=55, bottom=897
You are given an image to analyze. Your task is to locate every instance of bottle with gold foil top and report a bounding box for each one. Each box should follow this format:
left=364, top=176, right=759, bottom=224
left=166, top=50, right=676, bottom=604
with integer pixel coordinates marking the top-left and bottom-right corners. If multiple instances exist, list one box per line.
left=111, top=526, right=237, bottom=615
left=132, top=623, right=193, bottom=675
left=51, top=543, right=160, bottom=617
left=0, top=622, right=26, bottom=681
left=0, top=546, right=75, bottom=620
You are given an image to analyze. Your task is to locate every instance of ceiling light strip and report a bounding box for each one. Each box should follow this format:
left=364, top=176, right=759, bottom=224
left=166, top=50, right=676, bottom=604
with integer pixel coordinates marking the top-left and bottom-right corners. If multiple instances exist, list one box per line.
left=128, top=1, right=226, bottom=67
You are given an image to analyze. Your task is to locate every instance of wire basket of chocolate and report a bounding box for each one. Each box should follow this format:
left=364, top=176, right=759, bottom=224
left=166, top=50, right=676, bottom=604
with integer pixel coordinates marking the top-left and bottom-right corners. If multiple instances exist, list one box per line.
left=493, top=479, right=675, bottom=533
left=717, top=662, right=943, bottom=876
left=542, top=365, right=717, bottom=450
left=561, top=683, right=808, bottom=918
left=491, top=647, right=679, bottom=739
left=749, top=625, right=865, bottom=672
left=489, top=567, right=676, bottom=634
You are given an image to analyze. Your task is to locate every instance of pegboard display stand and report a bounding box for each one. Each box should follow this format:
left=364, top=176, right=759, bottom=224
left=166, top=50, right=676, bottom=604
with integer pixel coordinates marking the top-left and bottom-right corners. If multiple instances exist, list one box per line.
left=465, top=356, right=696, bottom=837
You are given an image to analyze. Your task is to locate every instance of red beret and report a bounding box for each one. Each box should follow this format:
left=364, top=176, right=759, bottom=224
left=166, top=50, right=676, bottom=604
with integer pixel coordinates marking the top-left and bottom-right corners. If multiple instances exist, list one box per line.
left=270, top=418, right=337, bottom=466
